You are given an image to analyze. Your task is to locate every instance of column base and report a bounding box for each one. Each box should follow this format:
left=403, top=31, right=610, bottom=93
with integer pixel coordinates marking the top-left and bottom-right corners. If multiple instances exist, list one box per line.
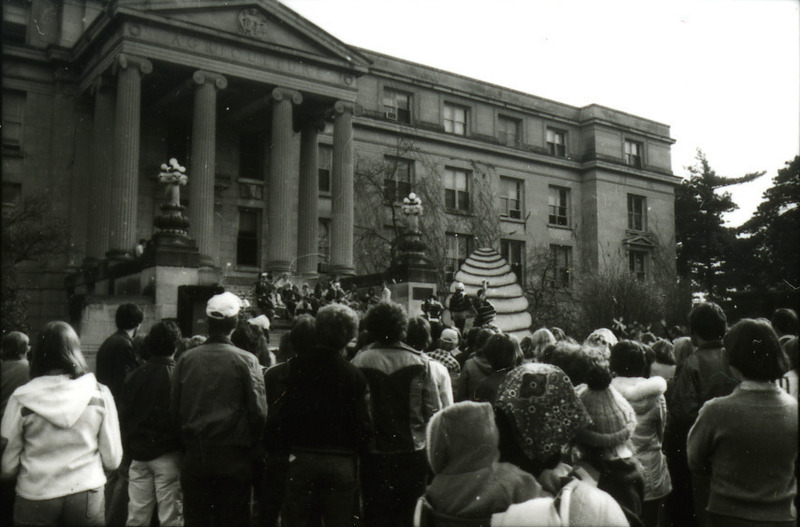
left=265, top=260, right=292, bottom=274
left=106, top=249, right=134, bottom=261
left=328, top=265, right=355, bottom=277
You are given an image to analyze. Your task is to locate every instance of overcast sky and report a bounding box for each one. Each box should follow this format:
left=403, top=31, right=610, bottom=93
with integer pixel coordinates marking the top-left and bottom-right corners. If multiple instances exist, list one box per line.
left=282, top=0, right=799, bottom=227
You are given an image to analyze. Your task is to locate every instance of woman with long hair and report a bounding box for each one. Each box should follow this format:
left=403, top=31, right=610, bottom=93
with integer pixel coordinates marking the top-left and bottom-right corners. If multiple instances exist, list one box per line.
left=1, top=321, right=122, bottom=526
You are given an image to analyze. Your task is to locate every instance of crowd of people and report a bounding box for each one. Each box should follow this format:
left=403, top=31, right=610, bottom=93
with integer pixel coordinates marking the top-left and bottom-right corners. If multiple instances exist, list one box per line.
left=0, top=288, right=797, bottom=527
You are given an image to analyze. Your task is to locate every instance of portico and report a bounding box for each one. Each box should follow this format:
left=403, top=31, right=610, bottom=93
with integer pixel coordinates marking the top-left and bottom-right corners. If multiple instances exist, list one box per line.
left=78, top=3, right=368, bottom=277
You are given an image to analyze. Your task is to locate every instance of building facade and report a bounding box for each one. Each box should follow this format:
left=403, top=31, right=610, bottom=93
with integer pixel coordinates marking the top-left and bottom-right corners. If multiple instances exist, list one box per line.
left=2, top=0, right=678, bottom=333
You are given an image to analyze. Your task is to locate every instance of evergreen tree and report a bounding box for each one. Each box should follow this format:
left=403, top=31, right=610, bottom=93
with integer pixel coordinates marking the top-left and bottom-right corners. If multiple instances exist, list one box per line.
left=675, top=150, right=764, bottom=300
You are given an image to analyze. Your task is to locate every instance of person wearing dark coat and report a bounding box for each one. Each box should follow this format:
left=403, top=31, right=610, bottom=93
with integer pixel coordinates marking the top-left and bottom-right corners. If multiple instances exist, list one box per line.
left=95, top=303, right=144, bottom=526
left=171, top=292, right=267, bottom=527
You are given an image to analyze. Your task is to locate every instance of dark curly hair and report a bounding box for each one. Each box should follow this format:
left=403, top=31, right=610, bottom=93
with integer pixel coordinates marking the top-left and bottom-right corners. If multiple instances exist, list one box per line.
left=145, top=320, right=182, bottom=357
left=363, top=301, right=407, bottom=343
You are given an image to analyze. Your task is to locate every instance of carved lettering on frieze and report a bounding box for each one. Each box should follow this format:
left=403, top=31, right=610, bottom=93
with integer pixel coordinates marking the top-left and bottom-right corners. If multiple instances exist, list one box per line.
left=238, top=8, right=270, bottom=41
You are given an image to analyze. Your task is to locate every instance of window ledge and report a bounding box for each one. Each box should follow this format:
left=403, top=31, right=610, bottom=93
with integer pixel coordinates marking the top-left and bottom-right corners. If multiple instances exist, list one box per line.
left=547, top=224, right=573, bottom=231
left=500, top=216, right=526, bottom=224
left=445, top=208, right=472, bottom=217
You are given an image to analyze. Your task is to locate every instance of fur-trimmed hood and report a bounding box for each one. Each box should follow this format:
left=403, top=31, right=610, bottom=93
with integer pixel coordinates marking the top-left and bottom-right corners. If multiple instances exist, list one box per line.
left=610, top=376, right=667, bottom=414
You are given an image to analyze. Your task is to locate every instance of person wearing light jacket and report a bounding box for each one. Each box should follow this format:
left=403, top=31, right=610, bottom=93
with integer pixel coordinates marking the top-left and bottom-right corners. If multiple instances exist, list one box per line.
left=0, top=321, right=122, bottom=526
left=611, top=340, right=672, bottom=527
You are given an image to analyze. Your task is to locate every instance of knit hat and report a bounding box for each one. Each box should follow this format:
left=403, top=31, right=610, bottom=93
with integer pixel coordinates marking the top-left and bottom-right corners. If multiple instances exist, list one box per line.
left=426, top=401, right=499, bottom=475
left=495, top=363, right=591, bottom=463
left=575, top=367, right=636, bottom=448
left=206, top=292, right=244, bottom=319
left=440, top=328, right=459, bottom=345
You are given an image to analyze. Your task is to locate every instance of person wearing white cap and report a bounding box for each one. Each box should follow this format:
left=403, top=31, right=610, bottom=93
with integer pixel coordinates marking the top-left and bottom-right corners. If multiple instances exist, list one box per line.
left=170, top=291, right=267, bottom=527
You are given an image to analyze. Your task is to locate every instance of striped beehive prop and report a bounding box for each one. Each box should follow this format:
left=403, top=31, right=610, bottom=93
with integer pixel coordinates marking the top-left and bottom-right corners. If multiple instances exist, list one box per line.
left=451, top=247, right=532, bottom=342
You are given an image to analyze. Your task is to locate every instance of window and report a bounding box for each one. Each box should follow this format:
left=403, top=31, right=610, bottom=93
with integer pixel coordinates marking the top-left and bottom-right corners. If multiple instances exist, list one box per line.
left=444, top=168, right=470, bottom=211
left=501, top=239, right=525, bottom=283
left=444, top=103, right=468, bottom=135
left=2, top=3, right=28, bottom=45
left=625, top=140, right=643, bottom=168
left=383, top=88, right=411, bottom=124
left=236, top=208, right=260, bottom=267
left=548, top=186, right=570, bottom=226
left=547, top=128, right=566, bottom=157
left=627, top=194, right=647, bottom=231
left=2, top=90, right=25, bottom=151
left=318, top=145, right=332, bottom=193
left=238, top=182, right=263, bottom=200
left=384, top=157, right=413, bottom=203
left=550, top=245, right=572, bottom=288
left=239, top=132, right=263, bottom=180
left=445, top=232, right=473, bottom=284
left=498, top=116, right=521, bottom=147
left=318, top=219, right=330, bottom=270
left=500, top=177, right=523, bottom=220
left=629, top=250, right=647, bottom=280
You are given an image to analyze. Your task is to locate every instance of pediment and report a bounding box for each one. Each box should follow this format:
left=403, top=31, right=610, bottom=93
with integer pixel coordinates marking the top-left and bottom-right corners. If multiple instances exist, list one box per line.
left=116, top=0, right=370, bottom=71
left=623, top=231, right=657, bottom=248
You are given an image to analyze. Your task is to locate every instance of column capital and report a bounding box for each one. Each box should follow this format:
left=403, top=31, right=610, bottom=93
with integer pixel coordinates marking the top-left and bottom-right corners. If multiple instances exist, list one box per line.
left=114, top=53, right=153, bottom=75
left=271, top=87, right=303, bottom=105
left=333, top=101, right=355, bottom=115
left=192, top=70, right=228, bottom=90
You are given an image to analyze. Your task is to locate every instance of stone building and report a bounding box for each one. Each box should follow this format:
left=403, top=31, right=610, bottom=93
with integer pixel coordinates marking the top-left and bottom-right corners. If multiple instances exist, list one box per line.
left=2, top=0, right=678, bottom=338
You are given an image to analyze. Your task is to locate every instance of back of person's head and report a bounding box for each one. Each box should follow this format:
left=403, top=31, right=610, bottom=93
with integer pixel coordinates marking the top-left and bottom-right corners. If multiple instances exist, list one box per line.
left=610, top=340, right=649, bottom=378
left=115, top=303, right=144, bottom=331
left=405, top=316, right=431, bottom=351
left=1, top=331, right=29, bottom=360
left=465, top=327, right=481, bottom=352
left=30, top=321, right=87, bottom=379
left=290, top=314, right=317, bottom=353
left=651, top=338, right=676, bottom=365
left=231, top=321, right=268, bottom=357
left=584, top=328, right=618, bottom=350
left=724, top=318, right=788, bottom=381
left=483, top=333, right=520, bottom=371
left=474, top=327, right=498, bottom=357
left=689, top=302, right=727, bottom=342
left=364, top=301, right=407, bottom=343
left=541, top=341, right=585, bottom=385
left=316, top=304, right=359, bottom=351
left=530, top=328, right=556, bottom=360
left=772, top=308, right=799, bottom=336
left=426, top=401, right=499, bottom=475
left=205, top=292, right=243, bottom=336
left=550, top=327, right=567, bottom=342
left=639, top=332, right=658, bottom=345
left=438, top=327, right=459, bottom=351
left=575, top=364, right=636, bottom=450
left=145, top=320, right=182, bottom=358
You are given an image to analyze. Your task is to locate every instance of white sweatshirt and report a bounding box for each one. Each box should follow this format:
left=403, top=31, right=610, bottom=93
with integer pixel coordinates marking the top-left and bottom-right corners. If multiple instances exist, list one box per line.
left=0, top=373, right=122, bottom=500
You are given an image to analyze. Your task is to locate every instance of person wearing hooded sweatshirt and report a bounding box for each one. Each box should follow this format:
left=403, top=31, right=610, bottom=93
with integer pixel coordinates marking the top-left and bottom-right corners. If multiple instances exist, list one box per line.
left=1, top=321, right=122, bottom=526
left=423, top=401, right=544, bottom=518
left=454, top=327, right=497, bottom=402
left=610, top=340, right=672, bottom=527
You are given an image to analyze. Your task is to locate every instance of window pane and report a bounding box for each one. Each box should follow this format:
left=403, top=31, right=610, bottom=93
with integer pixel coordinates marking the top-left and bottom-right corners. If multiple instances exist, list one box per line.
left=237, top=209, right=260, bottom=267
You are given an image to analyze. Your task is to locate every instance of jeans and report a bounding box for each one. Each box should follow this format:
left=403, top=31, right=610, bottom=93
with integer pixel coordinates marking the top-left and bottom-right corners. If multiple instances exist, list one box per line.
left=127, top=451, right=183, bottom=526
left=180, top=472, right=251, bottom=527
left=281, top=451, right=358, bottom=527
left=106, top=454, right=132, bottom=527
left=361, top=451, right=428, bottom=527
left=14, top=487, right=104, bottom=527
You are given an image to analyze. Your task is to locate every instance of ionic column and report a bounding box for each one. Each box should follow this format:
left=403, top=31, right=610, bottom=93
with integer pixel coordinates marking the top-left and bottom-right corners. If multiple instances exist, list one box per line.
left=86, top=77, right=115, bottom=261
left=296, top=118, right=326, bottom=277
left=189, top=70, right=227, bottom=266
left=108, top=54, right=152, bottom=258
left=330, top=101, right=355, bottom=276
left=266, top=87, right=302, bottom=273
